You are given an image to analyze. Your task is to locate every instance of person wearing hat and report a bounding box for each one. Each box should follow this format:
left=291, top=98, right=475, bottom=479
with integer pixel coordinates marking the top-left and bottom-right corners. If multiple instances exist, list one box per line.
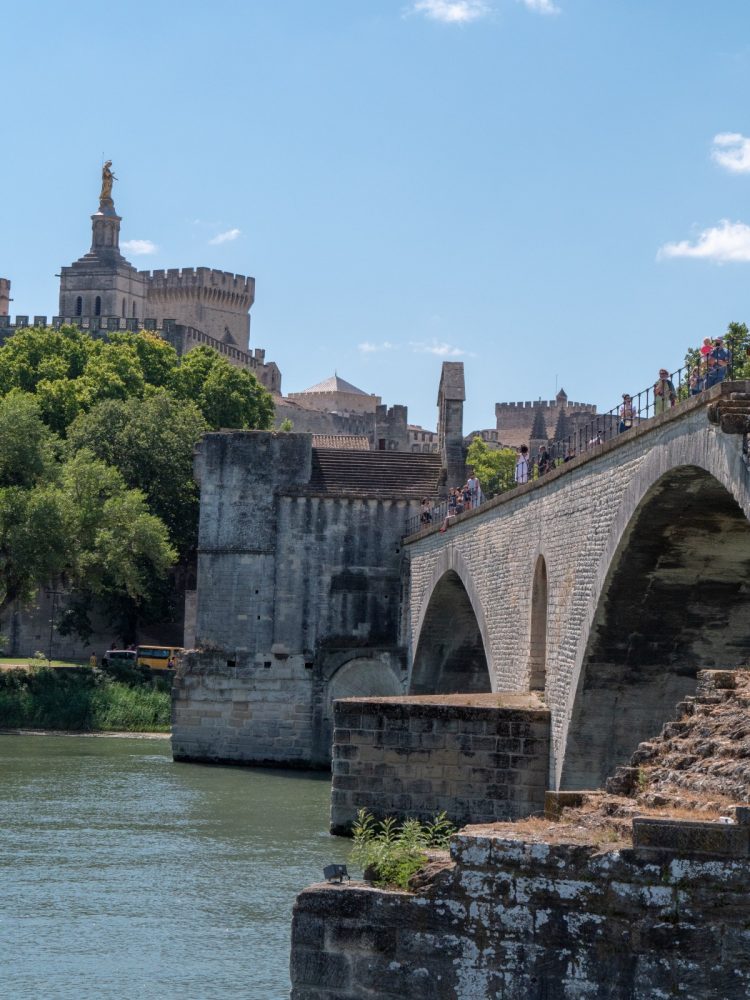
left=654, top=368, right=676, bottom=415
left=619, top=393, right=636, bottom=433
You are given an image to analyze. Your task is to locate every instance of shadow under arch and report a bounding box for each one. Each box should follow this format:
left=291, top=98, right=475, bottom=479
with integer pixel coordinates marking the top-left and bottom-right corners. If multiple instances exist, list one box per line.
left=561, top=464, right=750, bottom=790
left=529, top=555, right=548, bottom=692
left=411, top=565, right=492, bottom=695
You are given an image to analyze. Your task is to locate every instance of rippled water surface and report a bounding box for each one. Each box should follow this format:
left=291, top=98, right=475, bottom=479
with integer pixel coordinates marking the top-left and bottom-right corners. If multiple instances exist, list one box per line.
left=0, top=734, right=348, bottom=999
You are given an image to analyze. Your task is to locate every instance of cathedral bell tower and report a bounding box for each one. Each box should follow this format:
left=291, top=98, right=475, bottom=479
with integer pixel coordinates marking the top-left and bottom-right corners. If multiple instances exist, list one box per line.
left=58, top=162, right=149, bottom=322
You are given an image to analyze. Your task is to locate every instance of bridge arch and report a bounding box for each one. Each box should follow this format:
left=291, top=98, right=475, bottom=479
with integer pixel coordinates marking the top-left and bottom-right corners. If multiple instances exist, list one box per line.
left=410, top=547, right=493, bottom=695
left=559, top=461, right=750, bottom=789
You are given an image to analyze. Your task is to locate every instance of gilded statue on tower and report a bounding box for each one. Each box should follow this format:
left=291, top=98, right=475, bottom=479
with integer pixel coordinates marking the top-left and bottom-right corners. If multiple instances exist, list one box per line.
left=99, top=160, right=117, bottom=203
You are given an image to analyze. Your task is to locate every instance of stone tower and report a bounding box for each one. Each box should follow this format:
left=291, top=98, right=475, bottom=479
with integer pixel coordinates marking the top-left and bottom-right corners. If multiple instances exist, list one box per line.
left=437, top=361, right=466, bottom=494
left=0, top=278, right=10, bottom=316
left=58, top=163, right=148, bottom=320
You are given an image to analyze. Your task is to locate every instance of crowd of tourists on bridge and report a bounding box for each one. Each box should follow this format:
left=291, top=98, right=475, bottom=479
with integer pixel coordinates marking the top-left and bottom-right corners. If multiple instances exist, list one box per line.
left=416, top=336, right=736, bottom=534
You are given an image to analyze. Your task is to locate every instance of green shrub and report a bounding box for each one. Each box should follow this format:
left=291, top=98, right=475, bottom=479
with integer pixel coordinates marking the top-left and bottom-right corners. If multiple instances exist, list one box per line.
left=350, top=809, right=455, bottom=891
left=0, top=667, right=170, bottom=732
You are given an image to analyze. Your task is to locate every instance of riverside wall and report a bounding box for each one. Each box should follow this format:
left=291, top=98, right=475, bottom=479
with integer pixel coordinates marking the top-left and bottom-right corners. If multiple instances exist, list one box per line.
left=291, top=825, right=750, bottom=1000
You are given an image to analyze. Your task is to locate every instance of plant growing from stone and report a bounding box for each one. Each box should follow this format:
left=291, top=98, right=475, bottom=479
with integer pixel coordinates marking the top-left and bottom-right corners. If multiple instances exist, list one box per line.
left=350, top=809, right=455, bottom=891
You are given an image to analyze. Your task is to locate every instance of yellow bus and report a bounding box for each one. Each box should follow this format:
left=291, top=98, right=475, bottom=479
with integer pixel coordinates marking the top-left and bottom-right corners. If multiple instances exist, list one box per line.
left=136, top=645, right=183, bottom=671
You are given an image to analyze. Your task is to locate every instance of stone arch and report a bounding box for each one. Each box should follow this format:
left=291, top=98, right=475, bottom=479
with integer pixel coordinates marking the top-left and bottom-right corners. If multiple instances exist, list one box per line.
left=560, top=463, right=750, bottom=790
left=313, top=653, right=404, bottom=764
left=528, top=554, right=548, bottom=692
left=411, top=549, right=493, bottom=694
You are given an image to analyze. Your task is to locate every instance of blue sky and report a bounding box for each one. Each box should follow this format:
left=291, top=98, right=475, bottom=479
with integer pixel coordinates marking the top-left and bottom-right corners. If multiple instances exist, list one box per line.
left=3, top=0, right=750, bottom=430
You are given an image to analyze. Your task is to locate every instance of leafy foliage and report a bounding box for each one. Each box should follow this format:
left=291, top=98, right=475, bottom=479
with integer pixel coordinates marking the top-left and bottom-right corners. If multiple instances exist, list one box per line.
left=466, top=436, right=517, bottom=498
left=169, top=345, right=274, bottom=430
left=350, top=809, right=455, bottom=890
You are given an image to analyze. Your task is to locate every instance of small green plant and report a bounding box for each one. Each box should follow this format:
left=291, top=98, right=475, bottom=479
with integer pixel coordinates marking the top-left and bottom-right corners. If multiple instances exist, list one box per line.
left=350, top=809, right=455, bottom=891
left=637, top=767, right=649, bottom=792
left=279, top=418, right=294, bottom=432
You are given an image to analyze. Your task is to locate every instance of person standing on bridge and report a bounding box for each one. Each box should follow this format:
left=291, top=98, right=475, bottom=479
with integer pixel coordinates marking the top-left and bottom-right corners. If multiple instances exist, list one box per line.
left=515, top=445, right=531, bottom=484
left=653, top=369, right=676, bottom=415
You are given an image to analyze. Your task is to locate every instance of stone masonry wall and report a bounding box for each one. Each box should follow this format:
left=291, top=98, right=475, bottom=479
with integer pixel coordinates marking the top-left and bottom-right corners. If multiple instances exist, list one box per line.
left=330, top=695, right=550, bottom=833
left=291, top=828, right=750, bottom=999
left=406, top=383, right=750, bottom=789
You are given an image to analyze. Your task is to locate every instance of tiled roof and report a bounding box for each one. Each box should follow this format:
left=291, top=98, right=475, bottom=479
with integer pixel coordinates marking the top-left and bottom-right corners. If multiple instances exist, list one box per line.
left=298, top=374, right=370, bottom=396
left=303, top=449, right=442, bottom=499
left=311, top=434, right=370, bottom=450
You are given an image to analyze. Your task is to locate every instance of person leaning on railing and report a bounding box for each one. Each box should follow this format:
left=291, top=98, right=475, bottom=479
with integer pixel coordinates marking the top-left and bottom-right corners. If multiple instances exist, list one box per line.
left=654, top=368, right=676, bottom=414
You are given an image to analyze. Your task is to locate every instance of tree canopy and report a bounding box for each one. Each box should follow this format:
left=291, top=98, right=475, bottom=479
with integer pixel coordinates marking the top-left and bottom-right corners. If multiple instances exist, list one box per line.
left=466, top=437, right=517, bottom=499
left=0, top=325, right=275, bottom=640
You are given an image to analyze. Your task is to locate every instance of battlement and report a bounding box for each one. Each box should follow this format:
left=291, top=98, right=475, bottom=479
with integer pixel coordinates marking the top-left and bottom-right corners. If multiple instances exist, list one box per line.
left=142, top=267, right=254, bottom=301
left=496, top=398, right=596, bottom=411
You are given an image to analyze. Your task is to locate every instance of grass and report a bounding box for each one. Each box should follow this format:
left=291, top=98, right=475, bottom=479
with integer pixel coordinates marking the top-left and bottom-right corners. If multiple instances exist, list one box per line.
left=0, top=666, right=170, bottom=732
left=0, top=657, right=85, bottom=668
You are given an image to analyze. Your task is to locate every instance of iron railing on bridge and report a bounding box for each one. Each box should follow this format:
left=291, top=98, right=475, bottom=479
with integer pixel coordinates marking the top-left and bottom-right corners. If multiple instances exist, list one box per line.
left=406, top=347, right=742, bottom=537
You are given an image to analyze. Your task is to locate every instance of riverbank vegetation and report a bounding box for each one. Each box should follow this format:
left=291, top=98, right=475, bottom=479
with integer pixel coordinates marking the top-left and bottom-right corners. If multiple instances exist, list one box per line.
left=0, top=666, right=170, bottom=732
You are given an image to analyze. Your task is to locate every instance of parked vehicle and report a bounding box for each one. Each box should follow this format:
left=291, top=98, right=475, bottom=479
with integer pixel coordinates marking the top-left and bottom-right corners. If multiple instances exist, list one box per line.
left=136, top=646, right=183, bottom=671
left=101, top=649, right=137, bottom=669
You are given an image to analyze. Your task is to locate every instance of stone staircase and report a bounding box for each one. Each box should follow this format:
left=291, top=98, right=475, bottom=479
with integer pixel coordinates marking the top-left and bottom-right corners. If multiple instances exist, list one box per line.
left=605, top=668, right=750, bottom=811
left=707, top=386, right=750, bottom=434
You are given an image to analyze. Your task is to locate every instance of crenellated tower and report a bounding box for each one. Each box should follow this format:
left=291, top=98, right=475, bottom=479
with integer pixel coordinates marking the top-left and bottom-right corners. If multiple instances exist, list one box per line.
left=0, top=278, right=10, bottom=315
left=143, top=267, right=255, bottom=348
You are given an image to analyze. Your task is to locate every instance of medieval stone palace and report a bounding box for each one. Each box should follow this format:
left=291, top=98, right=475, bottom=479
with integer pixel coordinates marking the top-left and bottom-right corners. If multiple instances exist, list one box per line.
left=0, top=162, right=281, bottom=393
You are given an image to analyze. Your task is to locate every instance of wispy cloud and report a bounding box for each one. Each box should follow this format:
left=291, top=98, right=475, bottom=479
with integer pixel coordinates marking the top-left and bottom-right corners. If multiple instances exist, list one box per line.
left=711, top=132, right=750, bottom=174
left=358, top=341, right=397, bottom=354
left=658, top=220, right=750, bottom=263
left=410, top=339, right=472, bottom=357
left=407, top=0, right=491, bottom=24
left=122, top=239, right=158, bottom=255
left=519, top=0, right=561, bottom=13
left=209, top=228, right=241, bottom=245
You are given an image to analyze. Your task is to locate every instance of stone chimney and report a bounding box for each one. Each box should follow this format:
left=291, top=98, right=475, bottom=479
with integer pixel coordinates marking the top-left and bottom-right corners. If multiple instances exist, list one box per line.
left=437, top=361, right=466, bottom=495
left=0, top=278, right=10, bottom=316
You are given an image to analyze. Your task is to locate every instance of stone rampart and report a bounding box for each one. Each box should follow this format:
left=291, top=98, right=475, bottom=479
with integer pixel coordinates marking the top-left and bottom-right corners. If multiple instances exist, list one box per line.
left=291, top=826, right=750, bottom=999
left=330, top=694, right=550, bottom=833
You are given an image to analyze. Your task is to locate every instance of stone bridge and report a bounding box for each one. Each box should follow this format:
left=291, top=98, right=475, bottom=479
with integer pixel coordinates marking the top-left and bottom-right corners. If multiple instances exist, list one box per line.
left=403, top=382, right=750, bottom=791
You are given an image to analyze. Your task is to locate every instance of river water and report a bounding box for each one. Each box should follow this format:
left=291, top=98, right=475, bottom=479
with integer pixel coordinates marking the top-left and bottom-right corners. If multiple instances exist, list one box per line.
left=0, top=734, right=349, bottom=1000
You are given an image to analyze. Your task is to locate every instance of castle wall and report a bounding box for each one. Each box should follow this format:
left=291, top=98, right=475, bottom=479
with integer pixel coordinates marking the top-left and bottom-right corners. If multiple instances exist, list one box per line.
left=0, top=278, right=10, bottom=315
left=273, top=399, right=376, bottom=440
left=286, top=389, right=380, bottom=416
left=290, top=828, right=750, bottom=999
left=171, top=431, right=421, bottom=766
left=143, top=267, right=254, bottom=349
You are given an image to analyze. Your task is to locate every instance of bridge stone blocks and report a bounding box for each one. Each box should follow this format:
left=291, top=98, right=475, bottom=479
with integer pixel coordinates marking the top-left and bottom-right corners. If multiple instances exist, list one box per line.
left=329, top=694, right=550, bottom=834
left=405, top=384, right=750, bottom=791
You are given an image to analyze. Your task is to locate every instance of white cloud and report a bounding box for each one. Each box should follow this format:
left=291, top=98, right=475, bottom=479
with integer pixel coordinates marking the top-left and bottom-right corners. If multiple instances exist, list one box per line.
left=358, top=341, right=397, bottom=354
left=711, top=132, right=750, bottom=174
left=209, top=228, right=241, bottom=245
left=121, top=239, right=158, bottom=255
left=408, top=0, right=490, bottom=24
left=519, top=0, right=560, bottom=12
left=658, top=219, right=750, bottom=263
left=410, top=339, right=471, bottom=356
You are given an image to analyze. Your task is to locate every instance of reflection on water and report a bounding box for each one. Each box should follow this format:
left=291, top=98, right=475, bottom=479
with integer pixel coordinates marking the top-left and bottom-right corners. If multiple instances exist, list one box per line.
left=0, top=734, right=348, bottom=1000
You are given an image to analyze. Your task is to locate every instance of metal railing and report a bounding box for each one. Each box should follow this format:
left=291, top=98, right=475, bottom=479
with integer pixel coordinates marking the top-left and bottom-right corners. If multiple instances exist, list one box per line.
left=406, top=347, right=740, bottom=537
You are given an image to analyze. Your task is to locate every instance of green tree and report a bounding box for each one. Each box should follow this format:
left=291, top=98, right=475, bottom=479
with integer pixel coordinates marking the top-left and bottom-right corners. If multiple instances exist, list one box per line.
left=466, top=437, right=517, bottom=498
left=170, top=346, right=274, bottom=429
left=67, top=391, right=209, bottom=556
left=109, top=330, right=179, bottom=386
left=0, top=391, right=59, bottom=487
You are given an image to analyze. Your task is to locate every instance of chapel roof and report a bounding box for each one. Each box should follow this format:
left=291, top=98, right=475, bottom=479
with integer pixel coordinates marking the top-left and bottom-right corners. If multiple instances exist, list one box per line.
left=298, top=374, right=370, bottom=396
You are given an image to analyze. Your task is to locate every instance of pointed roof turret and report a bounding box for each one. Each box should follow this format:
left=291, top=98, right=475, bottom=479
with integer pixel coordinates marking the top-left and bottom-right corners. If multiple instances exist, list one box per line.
left=299, top=374, right=370, bottom=396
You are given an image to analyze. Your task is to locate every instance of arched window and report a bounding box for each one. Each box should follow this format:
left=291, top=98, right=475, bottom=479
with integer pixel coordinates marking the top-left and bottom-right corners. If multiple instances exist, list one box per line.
left=95, top=296, right=101, bottom=316
left=122, top=298, right=126, bottom=317
left=75, top=296, right=83, bottom=316
left=132, top=300, right=137, bottom=318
